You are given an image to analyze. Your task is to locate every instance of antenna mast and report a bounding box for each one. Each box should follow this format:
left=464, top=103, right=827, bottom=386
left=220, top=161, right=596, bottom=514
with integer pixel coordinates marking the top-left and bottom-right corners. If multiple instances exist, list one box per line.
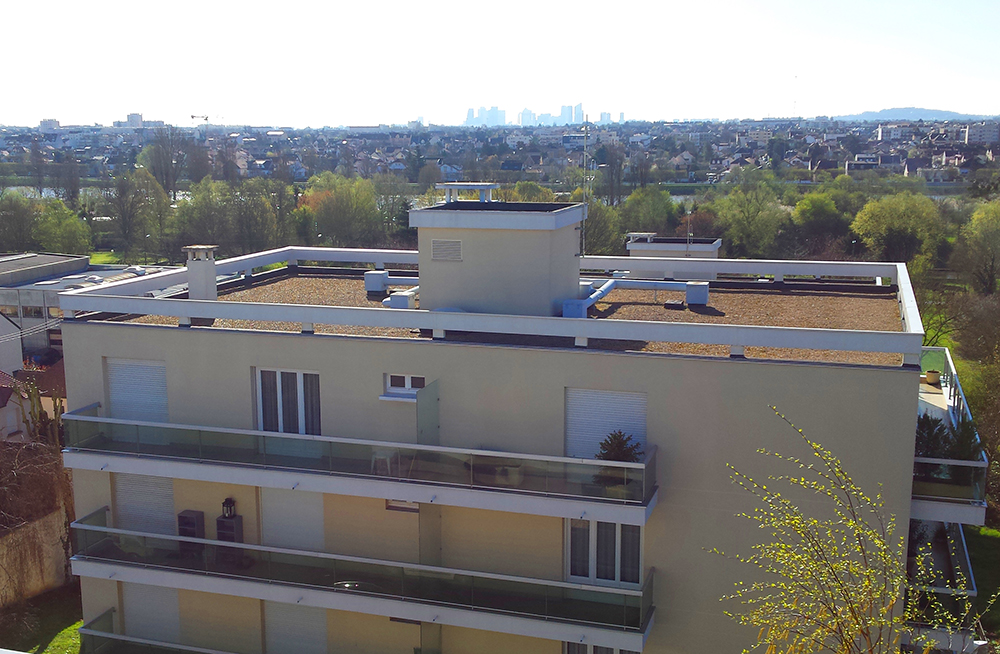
left=581, top=116, right=590, bottom=256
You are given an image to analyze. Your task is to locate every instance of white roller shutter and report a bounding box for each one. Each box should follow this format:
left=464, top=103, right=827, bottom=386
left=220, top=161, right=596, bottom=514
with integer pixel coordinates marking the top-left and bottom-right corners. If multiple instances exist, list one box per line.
left=115, top=473, right=176, bottom=535
left=106, top=358, right=168, bottom=422
left=123, top=582, right=180, bottom=642
left=261, top=488, right=325, bottom=551
left=565, top=388, right=647, bottom=459
left=265, top=601, right=328, bottom=654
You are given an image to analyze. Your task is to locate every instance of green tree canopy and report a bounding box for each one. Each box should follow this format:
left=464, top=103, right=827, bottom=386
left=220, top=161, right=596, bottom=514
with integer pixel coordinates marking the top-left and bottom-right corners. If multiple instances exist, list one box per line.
left=618, top=187, right=678, bottom=235
left=34, top=199, right=91, bottom=254
left=851, top=192, right=943, bottom=264
left=953, top=200, right=1000, bottom=294
left=792, top=192, right=850, bottom=238
left=583, top=200, right=623, bottom=255
left=714, top=182, right=786, bottom=258
left=0, top=191, right=38, bottom=252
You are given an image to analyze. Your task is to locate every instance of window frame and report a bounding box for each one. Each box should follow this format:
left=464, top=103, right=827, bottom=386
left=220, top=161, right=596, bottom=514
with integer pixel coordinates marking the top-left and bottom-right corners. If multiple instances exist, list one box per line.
left=564, top=519, right=643, bottom=588
left=255, top=368, right=321, bottom=436
left=384, top=373, right=426, bottom=396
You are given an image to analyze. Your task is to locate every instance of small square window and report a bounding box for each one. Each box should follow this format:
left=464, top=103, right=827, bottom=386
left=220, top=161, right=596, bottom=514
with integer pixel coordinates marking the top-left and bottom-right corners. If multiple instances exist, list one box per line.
left=22, top=306, right=43, bottom=319
left=410, top=376, right=425, bottom=389
left=389, top=375, right=406, bottom=389
left=48, top=307, right=63, bottom=318
left=0, top=306, right=17, bottom=318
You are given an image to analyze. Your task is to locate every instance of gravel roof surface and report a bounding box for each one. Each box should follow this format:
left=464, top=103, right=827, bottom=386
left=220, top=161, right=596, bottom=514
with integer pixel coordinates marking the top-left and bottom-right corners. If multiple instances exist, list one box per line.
left=122, top=276, right=903, bottom=366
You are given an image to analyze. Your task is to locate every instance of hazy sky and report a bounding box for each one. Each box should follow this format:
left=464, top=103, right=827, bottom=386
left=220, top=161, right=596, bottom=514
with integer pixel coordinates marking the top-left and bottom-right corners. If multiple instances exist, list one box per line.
left=6, top=0, right=998, bottom=128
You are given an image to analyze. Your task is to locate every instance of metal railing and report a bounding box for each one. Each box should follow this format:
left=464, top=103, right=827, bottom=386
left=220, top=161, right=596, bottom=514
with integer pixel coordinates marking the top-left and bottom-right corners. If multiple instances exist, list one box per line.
left=80, top=608, right=240, bottom=654
left=72, top=507, right=654, bottom=633
left=913, top=348, right=988, bottom=506
left=63, top=408, right=657, bottom=505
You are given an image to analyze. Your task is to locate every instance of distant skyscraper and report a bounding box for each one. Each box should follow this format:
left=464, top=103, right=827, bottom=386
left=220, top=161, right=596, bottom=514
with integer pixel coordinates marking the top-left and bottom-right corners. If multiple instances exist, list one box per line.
left=538, top=113, right=554, bottom=126
left=599, top=112, right=611, bottom=125
left=560, top=106, right=573, bottom=126
left=466, top=108, right=475, bottom=126
left=619, top=112, right=625, bottom=123
left=127, top=113, right=143, bottom=128
left=519, top=109, right=536, bottom=127
left=574, top=104, right=583, bottom=124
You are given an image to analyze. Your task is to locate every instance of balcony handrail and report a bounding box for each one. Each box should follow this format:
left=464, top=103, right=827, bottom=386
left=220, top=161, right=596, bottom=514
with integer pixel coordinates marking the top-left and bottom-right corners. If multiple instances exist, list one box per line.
left=62, top=409, right=654, bottom=470
left=73, top=507, right=649, bottom=597
left=80, top=608, right=240, bottom=654
left=913, top=455, right=988, bottom=469
left=919, top=346, right=988, bottom=466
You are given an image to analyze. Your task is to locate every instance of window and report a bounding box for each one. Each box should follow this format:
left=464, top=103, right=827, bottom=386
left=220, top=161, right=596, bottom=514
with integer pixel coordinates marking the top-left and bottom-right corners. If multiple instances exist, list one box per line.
left=0, top=305, right=18, bottom=319
left=48, top=307, right=63, bottom=318
left=567, top=520, right=641, bottom=586
left=385, top=374, right=425, bottom=395
left=565, top=646, right=637, bottom=654
left=257, top=369, right=321, bottom=435
left=22, top=306, right=43, bottom=319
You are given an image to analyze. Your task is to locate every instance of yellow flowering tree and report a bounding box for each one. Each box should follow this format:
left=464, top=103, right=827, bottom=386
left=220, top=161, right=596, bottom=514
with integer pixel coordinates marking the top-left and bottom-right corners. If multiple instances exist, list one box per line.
left=712, top=407, right=989, bottom=654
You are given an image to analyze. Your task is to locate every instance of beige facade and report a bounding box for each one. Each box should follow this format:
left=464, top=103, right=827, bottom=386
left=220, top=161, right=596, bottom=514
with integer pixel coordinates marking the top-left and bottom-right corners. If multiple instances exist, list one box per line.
left=417, top=223, right=581, bottom=316
left=65, top=316, right=917, bottom=654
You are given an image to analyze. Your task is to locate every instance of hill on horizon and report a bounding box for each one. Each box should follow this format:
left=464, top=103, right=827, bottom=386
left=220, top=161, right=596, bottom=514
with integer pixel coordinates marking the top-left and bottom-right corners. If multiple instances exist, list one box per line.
left=833, top=107, right=997, bottom=122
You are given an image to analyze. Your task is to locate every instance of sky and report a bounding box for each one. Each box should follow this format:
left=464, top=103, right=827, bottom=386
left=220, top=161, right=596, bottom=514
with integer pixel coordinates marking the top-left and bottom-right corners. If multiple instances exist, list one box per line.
left=5, top=0, right=999, bottom=129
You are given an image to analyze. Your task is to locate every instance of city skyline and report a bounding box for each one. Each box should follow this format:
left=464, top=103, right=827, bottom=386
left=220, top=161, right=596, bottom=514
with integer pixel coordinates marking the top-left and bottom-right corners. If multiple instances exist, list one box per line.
left=4, top=0, right=1000, bottom=129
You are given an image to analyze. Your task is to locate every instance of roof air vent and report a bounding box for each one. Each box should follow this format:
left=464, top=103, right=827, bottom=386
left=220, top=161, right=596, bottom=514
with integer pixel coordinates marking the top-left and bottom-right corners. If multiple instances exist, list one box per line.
left=431, top=239, right=462, bottom=262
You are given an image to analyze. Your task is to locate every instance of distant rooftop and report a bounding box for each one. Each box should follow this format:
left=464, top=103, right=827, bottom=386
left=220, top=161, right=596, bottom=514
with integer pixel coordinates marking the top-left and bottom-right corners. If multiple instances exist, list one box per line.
left=0, top=253, right=89, bottom=287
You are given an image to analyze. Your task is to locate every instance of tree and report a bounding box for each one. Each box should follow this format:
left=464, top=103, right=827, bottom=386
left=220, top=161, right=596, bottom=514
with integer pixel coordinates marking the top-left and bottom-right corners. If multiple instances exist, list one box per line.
left=103, top=169, right=168, bottom=262
left=417, top=163, right=442, bottom=192
left=952, top=201, right=1000, bottom=295
left=0, top=192, right=38, bottom=252
left=184, top=141, right=212, bottom=184
left=598, top=143, right=627, bottom=206
left=583, top=200, right=622, bottom=255
left=55, top=157, right=81, bottom=207
left=851, top=192, right=943, bottom=265
left=714, top=408, right=988, bottom=654
left=34, top=200, right=90, bottom=254
left=176, top=177, right=232, bottom=254
left=715, top=181, right=785, bottom=258
left=229, top=179, right=276, bottom=254
left=619, top=187, right=678, bottom=235
left=144, top=127, right=186, bottom=201
left=513, top=181, right=555, bottom=203
left=792, top=192, right=849, bottom=238
left=29, top=141, right=46, bottom=198
left=372, top=173, right=411, bottom=235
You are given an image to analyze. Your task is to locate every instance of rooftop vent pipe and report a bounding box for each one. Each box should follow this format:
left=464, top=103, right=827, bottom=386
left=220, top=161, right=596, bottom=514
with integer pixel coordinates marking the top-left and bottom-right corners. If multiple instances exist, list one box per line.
left=183, top=245, right=219, bottom=301
left=182, top=245, right=218, bottom=326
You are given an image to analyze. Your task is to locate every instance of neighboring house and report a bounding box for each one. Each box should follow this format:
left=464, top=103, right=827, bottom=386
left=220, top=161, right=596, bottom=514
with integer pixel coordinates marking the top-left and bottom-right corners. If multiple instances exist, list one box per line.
left=0, top=314, right=21, bottom=375
left=60, top=192, right=982, bottom=654
left=0, top=377, right=24, bottom=440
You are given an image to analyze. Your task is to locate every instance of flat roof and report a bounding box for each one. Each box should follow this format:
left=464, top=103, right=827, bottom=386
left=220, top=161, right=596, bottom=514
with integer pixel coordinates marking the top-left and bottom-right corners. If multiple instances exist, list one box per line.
left=6, top=266, right=175, bottom=291
left=120, top=274, right=902, bottom=365
left=0, top=253, right=89, bottom=287
left=421, top=201, right=577, bottom=213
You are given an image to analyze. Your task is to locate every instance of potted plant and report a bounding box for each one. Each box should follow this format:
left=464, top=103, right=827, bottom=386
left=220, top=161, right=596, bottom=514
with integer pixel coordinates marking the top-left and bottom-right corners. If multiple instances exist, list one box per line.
left=925, top=369, right=941, bottom=385
left=594, top=430, right=644, bottom=499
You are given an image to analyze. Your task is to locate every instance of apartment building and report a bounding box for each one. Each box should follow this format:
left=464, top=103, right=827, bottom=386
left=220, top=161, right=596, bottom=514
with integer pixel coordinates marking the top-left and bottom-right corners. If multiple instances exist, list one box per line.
left=60, top=193, right=985, bottom=654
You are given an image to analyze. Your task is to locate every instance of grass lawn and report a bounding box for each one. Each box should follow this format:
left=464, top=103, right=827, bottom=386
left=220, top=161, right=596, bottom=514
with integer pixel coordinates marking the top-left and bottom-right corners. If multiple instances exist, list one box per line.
left=88, top=251, right=121, bottom=265
left=964, top=526, right=1000, bottom=635
left=0, top=584, right=82, bottom=654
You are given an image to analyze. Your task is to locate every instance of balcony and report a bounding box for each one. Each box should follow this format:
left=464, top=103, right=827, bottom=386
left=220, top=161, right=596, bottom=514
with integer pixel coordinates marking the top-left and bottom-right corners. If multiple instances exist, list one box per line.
left=63, top=406, right=657, bottom=523
left=80, top=609, right=238, bottom=654
left=72, top=507, right=654, bottom=648
left=912, top=348, right=988, bottom=526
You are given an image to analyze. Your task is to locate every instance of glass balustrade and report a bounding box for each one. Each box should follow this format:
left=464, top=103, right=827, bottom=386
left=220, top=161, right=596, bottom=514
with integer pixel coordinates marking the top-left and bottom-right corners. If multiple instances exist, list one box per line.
left=64, top=415, right=656, bottom=504
left=72, top=512, right=653, bottom=633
